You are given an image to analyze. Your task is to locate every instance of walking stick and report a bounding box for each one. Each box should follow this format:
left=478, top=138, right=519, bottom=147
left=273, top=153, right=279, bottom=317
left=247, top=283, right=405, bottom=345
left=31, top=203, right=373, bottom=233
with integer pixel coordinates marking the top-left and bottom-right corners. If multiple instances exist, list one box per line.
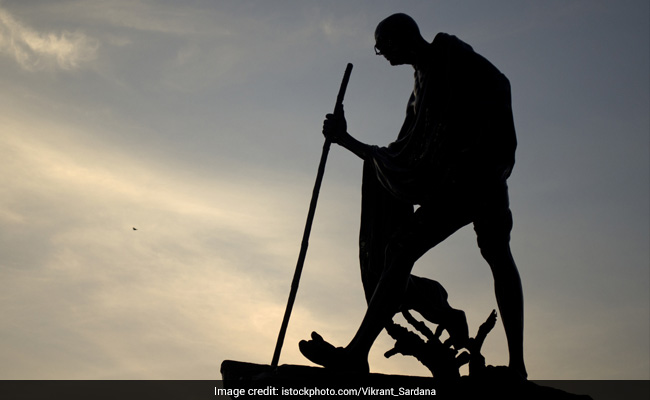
left=271, top=63, right=353, bottom=368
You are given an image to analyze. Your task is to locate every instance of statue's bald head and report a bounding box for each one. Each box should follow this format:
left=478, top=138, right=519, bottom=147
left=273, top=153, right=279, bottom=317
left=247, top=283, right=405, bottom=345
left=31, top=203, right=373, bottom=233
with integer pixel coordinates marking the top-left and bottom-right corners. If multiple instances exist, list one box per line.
left=374, top=13, right=422, bottom=49
left=374, top=14, right=426, bottom=66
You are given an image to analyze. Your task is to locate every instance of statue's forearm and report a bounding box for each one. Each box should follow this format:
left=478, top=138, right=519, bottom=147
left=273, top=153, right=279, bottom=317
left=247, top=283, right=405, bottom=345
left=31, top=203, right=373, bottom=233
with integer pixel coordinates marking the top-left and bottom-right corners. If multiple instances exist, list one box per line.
left=339, top=132, right=373, bottom=161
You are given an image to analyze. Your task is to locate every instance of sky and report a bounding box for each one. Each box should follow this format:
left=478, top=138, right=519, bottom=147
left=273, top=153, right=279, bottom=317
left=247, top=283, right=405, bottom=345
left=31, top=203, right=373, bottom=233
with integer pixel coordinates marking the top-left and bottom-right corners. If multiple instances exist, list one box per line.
left=0, top=0, right=648, bottom=380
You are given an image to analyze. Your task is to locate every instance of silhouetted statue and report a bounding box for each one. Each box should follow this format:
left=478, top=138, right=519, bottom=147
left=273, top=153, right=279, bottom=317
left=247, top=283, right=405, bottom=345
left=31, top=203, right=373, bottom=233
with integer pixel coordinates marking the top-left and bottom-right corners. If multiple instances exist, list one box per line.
left=299, top=13, right=526, bottom=378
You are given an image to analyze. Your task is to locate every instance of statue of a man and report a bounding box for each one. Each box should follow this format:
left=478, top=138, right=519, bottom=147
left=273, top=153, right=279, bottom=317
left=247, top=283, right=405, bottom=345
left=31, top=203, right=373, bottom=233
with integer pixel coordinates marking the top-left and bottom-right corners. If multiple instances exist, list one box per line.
left=300, top=13, right=526, bottom=379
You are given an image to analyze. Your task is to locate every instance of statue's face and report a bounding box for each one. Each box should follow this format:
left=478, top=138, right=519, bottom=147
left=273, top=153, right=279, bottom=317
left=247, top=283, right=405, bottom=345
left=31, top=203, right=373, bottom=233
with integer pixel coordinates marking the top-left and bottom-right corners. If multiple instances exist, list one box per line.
left=375, top=37, right=406, bottom=65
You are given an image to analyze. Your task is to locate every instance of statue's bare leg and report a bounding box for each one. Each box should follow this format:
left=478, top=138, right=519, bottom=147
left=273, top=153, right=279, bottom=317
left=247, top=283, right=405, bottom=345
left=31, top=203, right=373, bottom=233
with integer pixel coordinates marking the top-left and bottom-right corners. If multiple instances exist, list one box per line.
left=299, top=257, right=412, bottom=373
left=301, top=277, right=470, bottom=372
left=475, top=205, right=527, bottom=379
left=300, top=206, right=468, bottom=372
left=482, top=243, right=526, bottom=378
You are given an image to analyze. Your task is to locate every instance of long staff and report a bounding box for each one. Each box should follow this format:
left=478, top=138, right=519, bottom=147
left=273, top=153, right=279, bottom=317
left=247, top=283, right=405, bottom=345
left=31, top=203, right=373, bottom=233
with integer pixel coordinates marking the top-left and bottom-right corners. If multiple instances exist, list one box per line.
left=271, top=63, right=353, bottom=368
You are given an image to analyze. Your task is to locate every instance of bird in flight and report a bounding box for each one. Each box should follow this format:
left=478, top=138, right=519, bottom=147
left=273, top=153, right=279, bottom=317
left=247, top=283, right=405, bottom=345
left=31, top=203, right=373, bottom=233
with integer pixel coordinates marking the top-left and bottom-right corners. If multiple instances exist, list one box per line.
left=133, top=227, right=137, bottom=231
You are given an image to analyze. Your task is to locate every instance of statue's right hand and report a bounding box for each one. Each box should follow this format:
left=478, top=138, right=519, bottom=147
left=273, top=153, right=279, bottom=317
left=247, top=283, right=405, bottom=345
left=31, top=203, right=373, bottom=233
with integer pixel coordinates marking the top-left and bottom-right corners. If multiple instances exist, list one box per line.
left=322, top=105, right=347, bottom=143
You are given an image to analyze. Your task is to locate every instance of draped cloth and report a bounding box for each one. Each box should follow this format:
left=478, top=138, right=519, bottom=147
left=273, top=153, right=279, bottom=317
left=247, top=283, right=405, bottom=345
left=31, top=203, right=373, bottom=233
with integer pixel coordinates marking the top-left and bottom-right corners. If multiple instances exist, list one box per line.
left=358, top=33, right=517, bottom=302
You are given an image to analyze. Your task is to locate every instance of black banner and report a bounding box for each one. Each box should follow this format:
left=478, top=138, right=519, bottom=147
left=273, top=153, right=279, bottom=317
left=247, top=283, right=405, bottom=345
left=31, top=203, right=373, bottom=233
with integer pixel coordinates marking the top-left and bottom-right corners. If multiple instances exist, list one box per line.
left=0, top=380, right=648, bottom=400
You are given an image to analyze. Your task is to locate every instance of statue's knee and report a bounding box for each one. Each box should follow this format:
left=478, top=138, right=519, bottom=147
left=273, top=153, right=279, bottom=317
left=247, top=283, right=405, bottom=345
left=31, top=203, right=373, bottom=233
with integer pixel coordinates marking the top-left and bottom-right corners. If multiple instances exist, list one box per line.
left=385, top=236, right=417, bottom=265
left=379, top=254, right=411, bottom=290
left=478, top=240, right=512, bottom=265
left=384, top=239, right=402, bottom=260
left=478, top=243, right=496, bottom=260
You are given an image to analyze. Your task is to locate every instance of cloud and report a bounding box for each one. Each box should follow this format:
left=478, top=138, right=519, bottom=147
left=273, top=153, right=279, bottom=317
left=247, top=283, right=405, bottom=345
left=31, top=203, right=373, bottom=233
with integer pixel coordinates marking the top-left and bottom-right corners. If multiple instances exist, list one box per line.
left=0, top=6, right=98, bottom=71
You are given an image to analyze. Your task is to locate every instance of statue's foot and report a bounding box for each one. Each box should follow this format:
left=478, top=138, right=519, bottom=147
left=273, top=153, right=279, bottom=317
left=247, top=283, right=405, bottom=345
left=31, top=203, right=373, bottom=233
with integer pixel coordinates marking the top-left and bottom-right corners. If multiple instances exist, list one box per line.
left=298, top=332, right=369, bottom=374
left=298, top=332, right=337, bottom=366
left=508, top=360, right=528, bottom=380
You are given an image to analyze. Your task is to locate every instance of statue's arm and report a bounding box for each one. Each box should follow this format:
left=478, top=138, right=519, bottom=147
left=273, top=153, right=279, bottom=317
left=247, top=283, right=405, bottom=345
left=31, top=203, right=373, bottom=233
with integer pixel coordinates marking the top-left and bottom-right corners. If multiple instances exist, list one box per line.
left=322, top=105, right=373, bottom=161
left=336, top=131, right=373, bottom=161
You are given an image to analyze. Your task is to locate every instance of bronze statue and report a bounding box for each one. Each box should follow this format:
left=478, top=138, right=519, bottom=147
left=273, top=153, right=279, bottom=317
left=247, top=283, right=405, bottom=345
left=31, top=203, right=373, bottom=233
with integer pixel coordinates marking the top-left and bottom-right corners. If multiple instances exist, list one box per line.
left=299, top=13, right=526, bottom=379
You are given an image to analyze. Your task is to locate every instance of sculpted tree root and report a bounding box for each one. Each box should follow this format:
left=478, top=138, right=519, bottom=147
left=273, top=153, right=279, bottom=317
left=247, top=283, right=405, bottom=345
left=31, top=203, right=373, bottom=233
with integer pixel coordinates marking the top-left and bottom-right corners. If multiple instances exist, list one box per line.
left=384, top=309, right=497, bottom=380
